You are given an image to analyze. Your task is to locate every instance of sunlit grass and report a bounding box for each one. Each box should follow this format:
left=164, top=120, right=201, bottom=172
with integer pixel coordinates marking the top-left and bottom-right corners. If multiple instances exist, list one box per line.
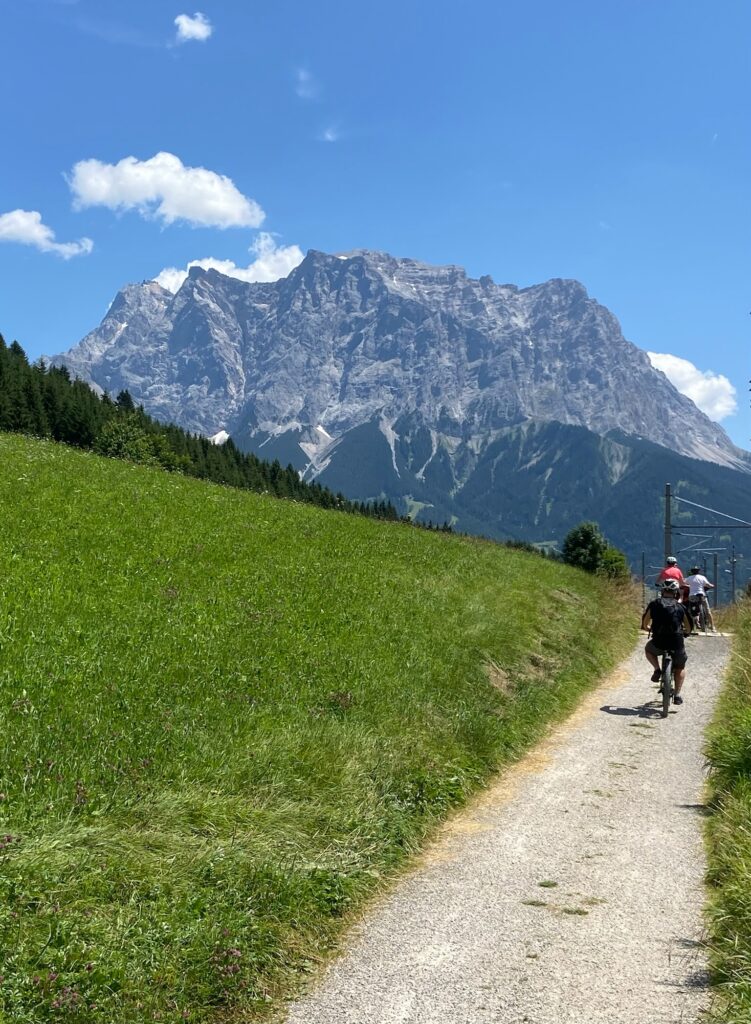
left=714, top=600, right=748, bottom=634
left=0, top=433, right=636, bottom=1022
left=706, top=606, right=751, bottom=1022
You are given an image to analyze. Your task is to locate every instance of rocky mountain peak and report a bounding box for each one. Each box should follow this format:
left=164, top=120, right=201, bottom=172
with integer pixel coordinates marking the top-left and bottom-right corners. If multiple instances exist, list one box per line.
left=52, top=249, right=747, bottom=476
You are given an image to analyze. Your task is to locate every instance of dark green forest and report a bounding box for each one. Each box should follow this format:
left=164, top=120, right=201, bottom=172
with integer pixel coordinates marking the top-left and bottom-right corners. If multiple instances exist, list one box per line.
left=0, top=335, right=406, bottom=521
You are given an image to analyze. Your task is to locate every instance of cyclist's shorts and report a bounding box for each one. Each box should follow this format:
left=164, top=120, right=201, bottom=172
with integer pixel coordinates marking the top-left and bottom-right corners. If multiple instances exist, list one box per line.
left=646, top=638, right=687, bottom=669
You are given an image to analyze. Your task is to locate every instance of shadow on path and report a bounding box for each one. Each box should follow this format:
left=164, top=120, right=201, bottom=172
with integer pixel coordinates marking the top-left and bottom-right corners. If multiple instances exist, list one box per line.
left=677, top=803, right=711, bottom=817
left=600, top=701, right=665, bottom=720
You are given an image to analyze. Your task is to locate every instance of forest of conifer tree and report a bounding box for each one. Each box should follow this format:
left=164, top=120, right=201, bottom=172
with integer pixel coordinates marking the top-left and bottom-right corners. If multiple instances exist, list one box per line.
left=0, top=334, right=416, bottom=523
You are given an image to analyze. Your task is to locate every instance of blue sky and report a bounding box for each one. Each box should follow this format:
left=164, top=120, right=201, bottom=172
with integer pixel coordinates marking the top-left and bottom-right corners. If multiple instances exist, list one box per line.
left=1, top=0, right=749, bottom=445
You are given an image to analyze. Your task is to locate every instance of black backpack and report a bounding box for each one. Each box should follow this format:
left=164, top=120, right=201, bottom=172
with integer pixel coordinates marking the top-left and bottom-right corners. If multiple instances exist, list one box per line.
left=649, top=597, right=687, bottom=642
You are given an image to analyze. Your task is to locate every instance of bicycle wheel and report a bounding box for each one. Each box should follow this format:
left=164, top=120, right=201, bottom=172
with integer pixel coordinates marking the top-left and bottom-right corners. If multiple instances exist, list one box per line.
left=662, top=655, right=673, bottom=718
left=699, top=603, right=708, bottom=632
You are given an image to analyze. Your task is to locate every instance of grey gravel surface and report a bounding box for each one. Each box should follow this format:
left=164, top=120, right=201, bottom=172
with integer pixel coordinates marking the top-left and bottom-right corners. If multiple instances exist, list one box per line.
left=284, top=634, right=730, bottom=1024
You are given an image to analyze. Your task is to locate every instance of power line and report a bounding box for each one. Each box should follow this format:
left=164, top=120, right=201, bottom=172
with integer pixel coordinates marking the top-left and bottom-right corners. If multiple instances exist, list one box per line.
left=672, top=495, right=751, bottom=526
left=671, top=524, right=751, bottom=529
left=677, top=540, right=708, bottom=553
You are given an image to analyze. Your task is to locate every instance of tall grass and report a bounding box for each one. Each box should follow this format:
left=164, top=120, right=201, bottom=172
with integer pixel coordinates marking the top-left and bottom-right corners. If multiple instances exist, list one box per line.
left=714, top=600, right=746, bottom=634
left=0, top=434, right=636, bottom=1022
left=706, top=601, right=751, bottom=1022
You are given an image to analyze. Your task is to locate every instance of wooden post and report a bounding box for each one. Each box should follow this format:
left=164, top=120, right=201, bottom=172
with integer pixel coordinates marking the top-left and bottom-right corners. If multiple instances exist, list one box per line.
left=713, top=553, right=718, bottom=608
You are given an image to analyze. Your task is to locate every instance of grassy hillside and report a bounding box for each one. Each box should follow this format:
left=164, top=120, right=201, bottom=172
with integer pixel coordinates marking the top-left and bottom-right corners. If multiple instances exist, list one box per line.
left=0, top=433, right=636, bottom=1023
left=706, top=600, right=751, bottom=1022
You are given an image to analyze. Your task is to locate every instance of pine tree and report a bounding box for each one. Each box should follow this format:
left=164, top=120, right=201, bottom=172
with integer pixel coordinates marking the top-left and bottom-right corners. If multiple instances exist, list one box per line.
left=116, top=389, right=136, bottom=412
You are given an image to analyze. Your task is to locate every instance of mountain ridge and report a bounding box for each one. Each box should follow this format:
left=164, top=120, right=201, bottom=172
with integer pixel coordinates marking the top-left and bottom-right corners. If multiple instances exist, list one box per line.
left=54, top=248, right=746, bottom=471
left=52, top=248, right=751, bottom=562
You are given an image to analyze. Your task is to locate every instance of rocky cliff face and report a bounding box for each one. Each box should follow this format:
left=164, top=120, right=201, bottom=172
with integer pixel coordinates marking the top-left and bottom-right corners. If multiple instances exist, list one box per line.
left=55, top=249, right=745, bottom=473
left=53, top=249, right=751, bottom=558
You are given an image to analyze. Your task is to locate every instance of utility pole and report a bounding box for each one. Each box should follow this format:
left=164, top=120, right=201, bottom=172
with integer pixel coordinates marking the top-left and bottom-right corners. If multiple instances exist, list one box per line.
left=713, top=553, right=718, bottom=608
left=664, top=482, right=672, bottom=563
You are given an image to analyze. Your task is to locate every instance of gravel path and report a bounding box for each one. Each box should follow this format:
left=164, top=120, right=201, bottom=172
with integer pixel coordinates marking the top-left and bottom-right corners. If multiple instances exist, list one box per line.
left=284, top=633, right=730, bottom=1024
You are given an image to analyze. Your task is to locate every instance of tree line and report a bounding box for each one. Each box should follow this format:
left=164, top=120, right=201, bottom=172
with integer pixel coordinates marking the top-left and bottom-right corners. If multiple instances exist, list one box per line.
left=0, top=335, right=403, bottom=521
left=0, top=335, right=630, bottom=563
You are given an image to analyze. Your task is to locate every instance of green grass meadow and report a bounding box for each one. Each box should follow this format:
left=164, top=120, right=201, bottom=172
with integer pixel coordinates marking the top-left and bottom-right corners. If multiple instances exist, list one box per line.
left=0, top=434, right=636, bottom=1022
left=706, top=599, right=751, bottom=1023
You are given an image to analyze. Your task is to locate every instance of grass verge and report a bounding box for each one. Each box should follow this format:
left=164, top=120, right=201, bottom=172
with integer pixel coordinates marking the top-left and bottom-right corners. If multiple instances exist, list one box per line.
left=714, top=602, right=744, bottom=634
left=705, top=598, right=751, bottom=1023
left=0, top=434, right=636, bottom=1023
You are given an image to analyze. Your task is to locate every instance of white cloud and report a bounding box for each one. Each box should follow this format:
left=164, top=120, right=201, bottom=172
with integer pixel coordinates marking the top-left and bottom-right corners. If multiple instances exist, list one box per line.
left=296, top=67, right=318, bottom=99
left=0, top=209, right=93, bottom=259
left=174, top=12, right=212, bottom=43
left=320, top=125, right=340, bottom=143
left=153, top=233, right=304, bottom=292
left=69, top=152, right=263, bottom=229
left=648, top=351, right=738, bottom=421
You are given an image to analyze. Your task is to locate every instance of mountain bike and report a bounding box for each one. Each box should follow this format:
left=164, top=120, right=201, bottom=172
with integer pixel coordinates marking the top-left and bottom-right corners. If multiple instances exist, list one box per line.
left=659, top=651, right=674, bottom=718
left=689, top=595, right=708, bottom=633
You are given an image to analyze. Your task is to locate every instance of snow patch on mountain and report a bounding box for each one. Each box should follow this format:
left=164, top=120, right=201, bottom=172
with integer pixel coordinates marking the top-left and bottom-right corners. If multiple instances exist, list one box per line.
left=415, top=430, right=439, bottom=481
left=379, top=416, right=401, bottom=476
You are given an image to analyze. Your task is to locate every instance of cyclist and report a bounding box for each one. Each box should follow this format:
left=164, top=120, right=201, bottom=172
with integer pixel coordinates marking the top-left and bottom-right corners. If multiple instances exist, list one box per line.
left=641, top=578, right=693, bottom=705
left=685, top=565, right=716, bottom=632
left=657, top=555, right=688, bottom=602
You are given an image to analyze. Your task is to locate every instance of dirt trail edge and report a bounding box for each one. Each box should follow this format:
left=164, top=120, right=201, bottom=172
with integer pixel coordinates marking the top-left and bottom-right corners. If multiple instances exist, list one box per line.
left=284, top=635, right=730, bottom=1024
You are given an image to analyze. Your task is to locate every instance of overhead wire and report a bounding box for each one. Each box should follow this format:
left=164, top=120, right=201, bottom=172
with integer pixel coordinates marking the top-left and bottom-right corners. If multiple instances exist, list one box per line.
left=672, top=495, right=751, bottom=526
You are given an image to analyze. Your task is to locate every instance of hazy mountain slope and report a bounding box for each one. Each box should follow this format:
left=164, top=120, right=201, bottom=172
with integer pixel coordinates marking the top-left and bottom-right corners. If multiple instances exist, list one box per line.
left=307, top=415, right=751, bottom=570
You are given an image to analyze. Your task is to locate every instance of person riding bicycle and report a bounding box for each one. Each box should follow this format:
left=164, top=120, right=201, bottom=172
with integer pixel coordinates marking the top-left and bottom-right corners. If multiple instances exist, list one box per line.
left=641, top=578, right=693, bottom=706
left=657, top=555, right=688, bottom=602
left=684, top=565, right=716, bottom=632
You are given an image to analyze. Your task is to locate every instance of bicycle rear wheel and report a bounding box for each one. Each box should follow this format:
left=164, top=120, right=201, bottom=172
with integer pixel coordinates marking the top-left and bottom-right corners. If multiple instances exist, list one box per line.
left=662, top=655, right=673, bottom=718
left=699, top=603, right=708, bottom=632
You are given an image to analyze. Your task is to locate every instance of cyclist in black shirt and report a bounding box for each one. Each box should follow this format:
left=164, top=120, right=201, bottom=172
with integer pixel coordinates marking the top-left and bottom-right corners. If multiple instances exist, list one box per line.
left=641, top=579, right=693, bottom=705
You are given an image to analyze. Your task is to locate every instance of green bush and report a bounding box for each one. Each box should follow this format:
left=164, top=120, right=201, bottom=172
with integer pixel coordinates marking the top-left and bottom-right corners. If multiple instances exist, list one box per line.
left=562, top=521, right=607, bottom=572
left=93, top=416, right=159, bottom=465
left=599, top=545, right=630, bottom=581
left=562, top=521, right=629, bottom=580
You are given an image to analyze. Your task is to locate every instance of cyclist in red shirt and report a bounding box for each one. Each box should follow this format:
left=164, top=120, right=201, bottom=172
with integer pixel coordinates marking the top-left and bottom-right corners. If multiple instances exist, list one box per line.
left=656, top=556, right=688, bottom=602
